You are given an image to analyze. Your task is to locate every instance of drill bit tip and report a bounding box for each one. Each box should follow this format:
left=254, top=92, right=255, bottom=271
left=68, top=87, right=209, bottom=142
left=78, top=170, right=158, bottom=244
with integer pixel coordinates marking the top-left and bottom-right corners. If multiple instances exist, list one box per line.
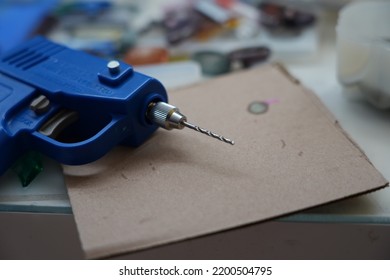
left=182, top=121, right=235, bottom=145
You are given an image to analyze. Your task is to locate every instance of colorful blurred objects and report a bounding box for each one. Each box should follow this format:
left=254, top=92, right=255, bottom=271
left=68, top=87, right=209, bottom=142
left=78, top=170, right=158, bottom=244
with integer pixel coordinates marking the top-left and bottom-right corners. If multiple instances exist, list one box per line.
left=193, top=45, right=271, bottom=76
left=124, top=47, right=169, bottom=66
left=228, top=46, right=271, bottom=68
left=192, top=51, right=231, bottom=75
left=259, top=2, right=316, bottom=35
left=48, top=1, right=136, bottom=57
left=163, top=4, right=199, bottom=45
left=1, top=0, right=319, bottom=76
left=1, top=0, right=319, bottom=66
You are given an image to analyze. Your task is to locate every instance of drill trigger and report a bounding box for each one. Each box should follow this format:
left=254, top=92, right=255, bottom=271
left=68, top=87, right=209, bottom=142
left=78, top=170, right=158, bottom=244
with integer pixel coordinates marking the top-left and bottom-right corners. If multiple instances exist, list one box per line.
left=39, top=109, right=79, bottom=139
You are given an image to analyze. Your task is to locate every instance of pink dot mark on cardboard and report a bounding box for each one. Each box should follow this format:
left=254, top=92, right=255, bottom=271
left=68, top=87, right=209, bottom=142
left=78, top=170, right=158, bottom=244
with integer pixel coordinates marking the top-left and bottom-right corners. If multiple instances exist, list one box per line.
left=264, top=98, right=280, bottom=105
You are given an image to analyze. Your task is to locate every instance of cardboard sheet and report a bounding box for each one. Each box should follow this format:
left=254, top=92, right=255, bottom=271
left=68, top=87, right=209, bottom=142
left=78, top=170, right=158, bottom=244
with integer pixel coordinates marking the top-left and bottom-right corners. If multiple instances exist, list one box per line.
left=65, top=65, right=388, bottom=259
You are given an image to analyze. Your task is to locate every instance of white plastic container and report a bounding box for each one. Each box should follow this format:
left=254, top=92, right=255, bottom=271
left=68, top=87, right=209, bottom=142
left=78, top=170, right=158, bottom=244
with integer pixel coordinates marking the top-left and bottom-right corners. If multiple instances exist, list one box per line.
left=336, top=1, right=390, bottom=108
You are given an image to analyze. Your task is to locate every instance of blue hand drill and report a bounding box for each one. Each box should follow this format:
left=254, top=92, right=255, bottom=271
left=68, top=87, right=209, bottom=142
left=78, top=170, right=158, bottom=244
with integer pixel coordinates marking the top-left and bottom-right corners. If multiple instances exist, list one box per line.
left=0, top=37, right=234, bottom=182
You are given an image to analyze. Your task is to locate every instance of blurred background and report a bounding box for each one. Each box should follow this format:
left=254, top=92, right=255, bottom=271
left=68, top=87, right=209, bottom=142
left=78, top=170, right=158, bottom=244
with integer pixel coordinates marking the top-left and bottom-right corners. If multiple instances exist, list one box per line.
left=0, top=0, right=354, bottom=87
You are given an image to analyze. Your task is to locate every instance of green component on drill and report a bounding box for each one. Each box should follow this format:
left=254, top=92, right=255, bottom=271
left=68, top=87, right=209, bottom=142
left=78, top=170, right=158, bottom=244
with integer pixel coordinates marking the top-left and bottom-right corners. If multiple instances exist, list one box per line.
left=12, top=151, right=43, bottom=187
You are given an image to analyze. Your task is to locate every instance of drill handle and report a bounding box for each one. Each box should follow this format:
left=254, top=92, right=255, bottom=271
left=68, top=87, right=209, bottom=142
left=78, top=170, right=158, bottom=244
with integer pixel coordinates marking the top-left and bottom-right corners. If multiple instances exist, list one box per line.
left=31, top=115, right=131, bottom=166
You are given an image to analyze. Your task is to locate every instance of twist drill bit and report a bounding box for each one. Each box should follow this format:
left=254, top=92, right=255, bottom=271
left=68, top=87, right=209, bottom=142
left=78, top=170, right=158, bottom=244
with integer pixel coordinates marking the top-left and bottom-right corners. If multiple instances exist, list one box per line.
left=181, top=121, right=235, bottom=145
left=147, top=102, right=235, bottom=145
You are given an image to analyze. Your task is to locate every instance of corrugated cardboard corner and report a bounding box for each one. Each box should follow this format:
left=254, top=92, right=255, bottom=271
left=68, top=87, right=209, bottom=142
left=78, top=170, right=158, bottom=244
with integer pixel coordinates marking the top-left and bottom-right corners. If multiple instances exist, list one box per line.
left=64, top=64, right=388, bottom=259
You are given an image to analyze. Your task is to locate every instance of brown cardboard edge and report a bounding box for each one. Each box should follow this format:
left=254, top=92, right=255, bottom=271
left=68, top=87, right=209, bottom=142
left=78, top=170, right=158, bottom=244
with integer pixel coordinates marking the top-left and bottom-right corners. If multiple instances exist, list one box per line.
left=102, top=182, right=388, bottom=260
left=272, top=64, right=382, bottom=169
left=102, top=180, right=388, bottom=260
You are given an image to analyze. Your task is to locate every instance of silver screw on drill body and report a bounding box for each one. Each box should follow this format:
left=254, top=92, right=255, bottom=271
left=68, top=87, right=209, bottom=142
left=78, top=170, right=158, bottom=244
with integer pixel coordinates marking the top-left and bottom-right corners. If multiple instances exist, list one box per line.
left=107, top=60, right=121, bottom=75
left=147, top=102, right=235, bottom=145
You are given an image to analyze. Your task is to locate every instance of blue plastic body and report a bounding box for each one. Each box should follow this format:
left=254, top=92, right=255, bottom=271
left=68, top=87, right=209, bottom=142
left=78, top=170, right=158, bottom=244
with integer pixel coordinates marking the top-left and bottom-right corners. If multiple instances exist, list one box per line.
left=0, top=37, right=168, bottom=176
